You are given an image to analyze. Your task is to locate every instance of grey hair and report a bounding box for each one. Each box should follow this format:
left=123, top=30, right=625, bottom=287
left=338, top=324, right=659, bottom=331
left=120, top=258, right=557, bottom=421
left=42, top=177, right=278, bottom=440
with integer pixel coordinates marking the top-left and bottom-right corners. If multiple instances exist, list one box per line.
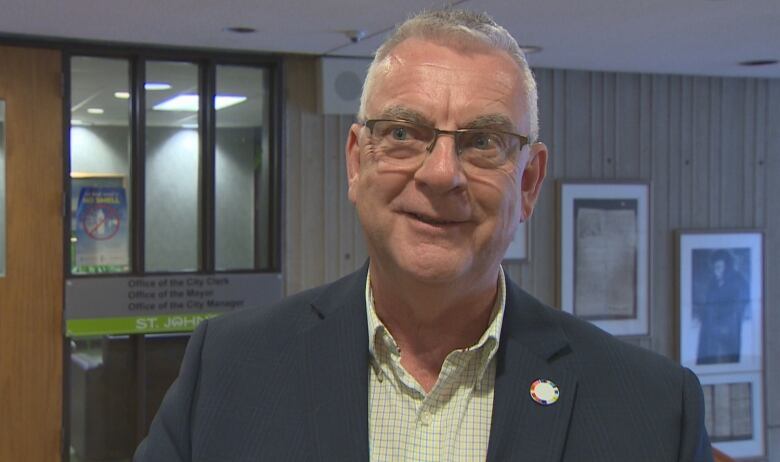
left=358, top=9, right=539, bottom=141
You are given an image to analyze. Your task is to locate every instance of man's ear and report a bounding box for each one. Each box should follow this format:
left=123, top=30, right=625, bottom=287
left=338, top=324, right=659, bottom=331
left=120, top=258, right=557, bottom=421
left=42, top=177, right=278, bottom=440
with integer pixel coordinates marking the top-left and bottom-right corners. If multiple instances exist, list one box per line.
left=345, top=123, right=363, bottom=204
left=520, top=142, right=548, bottom=221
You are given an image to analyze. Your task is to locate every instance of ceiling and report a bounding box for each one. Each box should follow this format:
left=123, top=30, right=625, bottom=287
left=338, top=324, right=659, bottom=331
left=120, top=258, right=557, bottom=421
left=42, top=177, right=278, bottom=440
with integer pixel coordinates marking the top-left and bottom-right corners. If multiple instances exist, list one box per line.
left=1, top=0, right=778, bottom=79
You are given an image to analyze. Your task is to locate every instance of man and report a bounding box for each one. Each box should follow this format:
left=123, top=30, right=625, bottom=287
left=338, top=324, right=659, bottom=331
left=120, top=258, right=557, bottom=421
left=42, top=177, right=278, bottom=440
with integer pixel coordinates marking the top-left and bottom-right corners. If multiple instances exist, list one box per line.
left=695, top=249, right=750, bottom=365
left=136, top=9, right=713, bottom=461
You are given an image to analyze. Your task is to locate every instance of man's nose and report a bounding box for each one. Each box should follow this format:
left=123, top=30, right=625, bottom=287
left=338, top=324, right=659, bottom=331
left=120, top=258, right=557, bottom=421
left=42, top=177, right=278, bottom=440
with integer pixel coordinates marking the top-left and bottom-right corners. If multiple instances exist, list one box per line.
left=413, top=133, right=467, bottom=193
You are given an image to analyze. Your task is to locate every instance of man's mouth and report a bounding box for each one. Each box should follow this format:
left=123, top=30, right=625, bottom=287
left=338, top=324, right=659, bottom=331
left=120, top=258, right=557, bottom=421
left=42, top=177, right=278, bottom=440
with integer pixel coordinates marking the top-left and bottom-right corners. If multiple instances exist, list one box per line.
left=408, top=212, right=461, bottom=226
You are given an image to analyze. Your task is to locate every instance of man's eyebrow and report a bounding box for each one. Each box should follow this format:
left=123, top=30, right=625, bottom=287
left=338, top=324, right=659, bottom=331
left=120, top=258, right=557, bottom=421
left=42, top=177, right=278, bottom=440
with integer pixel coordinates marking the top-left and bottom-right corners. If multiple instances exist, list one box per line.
left=463, top=114, right=517, bottom=132
left=377, top=106, right=435, bottom=127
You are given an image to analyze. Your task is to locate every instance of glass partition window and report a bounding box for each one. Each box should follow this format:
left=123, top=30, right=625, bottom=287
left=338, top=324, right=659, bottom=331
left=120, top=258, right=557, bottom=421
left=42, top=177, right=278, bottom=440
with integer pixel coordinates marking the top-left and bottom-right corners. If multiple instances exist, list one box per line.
left=69, top=57, right=132, bottom=274
left=144, top=61, right=201, bottom=272
left=215, top=66, right=271, bottom=270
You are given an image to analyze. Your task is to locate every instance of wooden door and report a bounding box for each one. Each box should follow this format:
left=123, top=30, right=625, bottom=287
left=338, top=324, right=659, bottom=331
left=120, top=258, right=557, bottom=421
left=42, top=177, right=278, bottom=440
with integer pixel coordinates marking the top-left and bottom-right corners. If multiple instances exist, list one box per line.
left=0, top=44, right=63, bottom=462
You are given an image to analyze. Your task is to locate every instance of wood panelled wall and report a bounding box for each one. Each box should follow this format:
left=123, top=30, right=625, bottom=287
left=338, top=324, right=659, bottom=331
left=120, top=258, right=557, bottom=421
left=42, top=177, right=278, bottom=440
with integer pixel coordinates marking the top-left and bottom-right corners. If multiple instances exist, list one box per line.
left=0, top=45, right=63, bottom=462
left=284, top=57, right=780, bottom=458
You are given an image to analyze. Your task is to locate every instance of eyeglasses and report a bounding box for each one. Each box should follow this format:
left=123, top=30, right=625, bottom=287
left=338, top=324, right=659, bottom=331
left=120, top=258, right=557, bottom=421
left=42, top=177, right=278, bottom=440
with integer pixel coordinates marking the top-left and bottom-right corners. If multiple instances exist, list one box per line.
left=363, top=119, right=529, bottom=169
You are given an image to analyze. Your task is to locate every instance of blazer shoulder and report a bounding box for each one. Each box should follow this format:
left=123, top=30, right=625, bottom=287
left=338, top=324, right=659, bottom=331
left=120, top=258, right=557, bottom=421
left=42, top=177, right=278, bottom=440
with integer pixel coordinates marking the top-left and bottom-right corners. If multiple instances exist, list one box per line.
left=199, top=267, right=366, bottom=356
left=510, top=282, right=683, bottom=380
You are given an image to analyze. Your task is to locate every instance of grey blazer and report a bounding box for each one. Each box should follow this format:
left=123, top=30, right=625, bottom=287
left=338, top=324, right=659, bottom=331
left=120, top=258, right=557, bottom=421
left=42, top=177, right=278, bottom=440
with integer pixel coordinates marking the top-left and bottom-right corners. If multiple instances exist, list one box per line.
left=135, top=265, right=713, bottom=461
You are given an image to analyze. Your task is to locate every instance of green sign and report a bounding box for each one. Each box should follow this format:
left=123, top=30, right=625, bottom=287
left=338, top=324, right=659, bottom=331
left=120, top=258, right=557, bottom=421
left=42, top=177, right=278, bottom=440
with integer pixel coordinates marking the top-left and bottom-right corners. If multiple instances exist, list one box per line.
left=66, top=313, right=221, bottom=337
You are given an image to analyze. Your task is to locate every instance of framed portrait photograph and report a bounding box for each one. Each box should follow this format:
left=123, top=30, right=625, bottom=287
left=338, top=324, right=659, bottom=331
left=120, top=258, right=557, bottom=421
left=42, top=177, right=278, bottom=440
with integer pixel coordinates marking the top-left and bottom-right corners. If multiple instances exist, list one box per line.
left=559, top=181, right=650, bottom=336
left=503, top=221, right=528, bottom=261
left=678, top=230, right=763, bottom=375
left=700, top=372, right=765, bottom=459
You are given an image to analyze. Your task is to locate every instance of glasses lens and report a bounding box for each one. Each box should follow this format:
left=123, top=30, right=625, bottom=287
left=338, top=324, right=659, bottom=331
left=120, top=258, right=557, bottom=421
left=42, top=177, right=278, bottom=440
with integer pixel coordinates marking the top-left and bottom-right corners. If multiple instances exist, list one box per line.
left=458, top=130, right=512, bottom=168
left=370, top=121, right=432, bottom=159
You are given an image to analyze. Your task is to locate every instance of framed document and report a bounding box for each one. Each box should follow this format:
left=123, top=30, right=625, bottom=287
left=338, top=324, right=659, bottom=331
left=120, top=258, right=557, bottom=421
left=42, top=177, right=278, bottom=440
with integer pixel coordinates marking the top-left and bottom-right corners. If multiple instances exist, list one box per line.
left=699, top=372, right=765, bottom=459
left=677, top=230, right=763, bottom=375
left=559, top=181, right=650, bottom=336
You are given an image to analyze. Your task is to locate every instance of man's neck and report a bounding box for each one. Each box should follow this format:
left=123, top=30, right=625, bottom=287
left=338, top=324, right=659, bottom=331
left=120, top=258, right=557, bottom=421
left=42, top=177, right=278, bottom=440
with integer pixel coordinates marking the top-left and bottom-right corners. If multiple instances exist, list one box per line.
left=369, top=264, right=500, bottom=392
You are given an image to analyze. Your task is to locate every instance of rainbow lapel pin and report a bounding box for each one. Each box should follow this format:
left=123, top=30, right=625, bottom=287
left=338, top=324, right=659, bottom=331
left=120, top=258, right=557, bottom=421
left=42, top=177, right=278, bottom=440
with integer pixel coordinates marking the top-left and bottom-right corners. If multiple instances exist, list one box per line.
left=530, top=379, right=560, bottom=406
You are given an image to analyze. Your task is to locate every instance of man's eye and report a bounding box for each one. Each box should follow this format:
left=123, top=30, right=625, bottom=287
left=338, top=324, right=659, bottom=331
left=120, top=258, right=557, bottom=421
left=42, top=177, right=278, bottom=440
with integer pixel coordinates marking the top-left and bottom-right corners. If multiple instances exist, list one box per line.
left=468, top=132, right=501, bottom=150
left=390, top=126, right=409, bottom=140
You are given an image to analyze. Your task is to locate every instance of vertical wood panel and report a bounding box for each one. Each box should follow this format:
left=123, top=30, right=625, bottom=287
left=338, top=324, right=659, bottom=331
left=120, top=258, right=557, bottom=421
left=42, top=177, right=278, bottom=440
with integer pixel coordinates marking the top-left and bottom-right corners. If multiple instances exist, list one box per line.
left=765, top=80, right=780, bottom=430
left=691, top=77, right=711, bottom=228
left=590, top=72, right=604, bottom=178
left=603, top=73, right=617, bottom=177
left=719, top=79, right=745, bottom=227
left=638, top=74, right=652, bottom=179
left=615, top=74, right=640, bottom=177
left=743, top=80, right=756, bottom=227
left=708, top=79, right=722, bottom=227
left=564, top=71, right=590, bottom=177
left=0, top=45, right=63, bottom=462
left=322, top=116, right=340, bottom=282
left=532, top=69, right=557, bottom=302
left=667, top=76, right=683, bottom=229
left=651, top=75, right=673, bottom=356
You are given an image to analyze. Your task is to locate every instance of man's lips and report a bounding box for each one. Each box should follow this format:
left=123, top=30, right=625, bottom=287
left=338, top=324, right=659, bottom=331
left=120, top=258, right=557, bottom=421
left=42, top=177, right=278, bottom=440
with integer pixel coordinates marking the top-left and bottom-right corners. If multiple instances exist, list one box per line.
left=403, top=211, right=467, bottom=226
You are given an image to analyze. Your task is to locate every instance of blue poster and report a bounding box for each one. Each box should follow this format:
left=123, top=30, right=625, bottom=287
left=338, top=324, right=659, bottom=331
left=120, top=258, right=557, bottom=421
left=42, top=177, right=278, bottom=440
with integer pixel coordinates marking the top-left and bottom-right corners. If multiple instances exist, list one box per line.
left=74, top=187, right=129, bottom=271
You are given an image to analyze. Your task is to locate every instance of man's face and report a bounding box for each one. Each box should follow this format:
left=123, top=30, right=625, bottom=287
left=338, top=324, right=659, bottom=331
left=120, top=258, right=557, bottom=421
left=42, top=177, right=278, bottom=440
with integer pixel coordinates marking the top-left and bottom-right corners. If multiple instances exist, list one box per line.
left=346, top=38, right=547, bottom=285
left=713, top=260, right=726, bottom=280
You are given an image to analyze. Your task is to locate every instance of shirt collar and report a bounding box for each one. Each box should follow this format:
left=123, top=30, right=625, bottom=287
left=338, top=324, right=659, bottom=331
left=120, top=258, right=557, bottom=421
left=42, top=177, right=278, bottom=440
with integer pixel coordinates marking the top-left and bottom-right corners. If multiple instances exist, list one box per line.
left=365, top=265, right=506, bottom=380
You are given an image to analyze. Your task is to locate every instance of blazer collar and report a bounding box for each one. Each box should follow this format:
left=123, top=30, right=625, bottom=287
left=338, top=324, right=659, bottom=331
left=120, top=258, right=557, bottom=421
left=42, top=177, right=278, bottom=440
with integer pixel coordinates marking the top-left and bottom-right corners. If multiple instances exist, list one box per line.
left=487, top=278, right=577, bottom=462
left=303, top=263, right=370, bottom=462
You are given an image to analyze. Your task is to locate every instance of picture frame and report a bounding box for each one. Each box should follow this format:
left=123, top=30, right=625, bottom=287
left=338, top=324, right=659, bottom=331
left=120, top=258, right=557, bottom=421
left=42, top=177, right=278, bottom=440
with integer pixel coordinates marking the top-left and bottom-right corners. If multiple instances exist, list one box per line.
left=677, top=230, right=763, bottom=375
left=559, top=181, right=650, bottom=336
left=699, top=371, right=765, bottom=459
left=503, top=221, right=528, bottom=261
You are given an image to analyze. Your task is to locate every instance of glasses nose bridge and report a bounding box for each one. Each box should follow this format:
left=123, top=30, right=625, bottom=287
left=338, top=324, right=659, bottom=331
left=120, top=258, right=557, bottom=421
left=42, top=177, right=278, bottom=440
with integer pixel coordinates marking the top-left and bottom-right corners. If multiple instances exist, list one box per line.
left=425, top=128, right=462, bottom=155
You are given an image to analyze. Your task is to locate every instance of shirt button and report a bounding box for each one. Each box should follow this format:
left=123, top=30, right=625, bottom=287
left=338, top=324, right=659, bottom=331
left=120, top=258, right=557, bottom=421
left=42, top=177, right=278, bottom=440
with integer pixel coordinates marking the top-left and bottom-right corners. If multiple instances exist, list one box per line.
left=419, top=410, right=432, bottom=426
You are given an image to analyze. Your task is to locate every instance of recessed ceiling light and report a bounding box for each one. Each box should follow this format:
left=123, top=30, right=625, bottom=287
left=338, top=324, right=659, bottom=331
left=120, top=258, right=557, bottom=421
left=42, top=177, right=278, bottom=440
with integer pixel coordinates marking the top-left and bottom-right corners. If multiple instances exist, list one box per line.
left=72, top=119, right=84, bottom=125
left=520, top=45, right=542, bottom=55
left=153, top=94, right=247, bottom=111
left=87, top=108, right=104, bottom=114
left=114, top=91, right=130, bottom=99
left=225, top=26, right=256, bottom=34
left=181, top=123, right=198, bottom=129
left=739, top=59, right=778, bottom=67
left=145, top=82, right=172, bottom=91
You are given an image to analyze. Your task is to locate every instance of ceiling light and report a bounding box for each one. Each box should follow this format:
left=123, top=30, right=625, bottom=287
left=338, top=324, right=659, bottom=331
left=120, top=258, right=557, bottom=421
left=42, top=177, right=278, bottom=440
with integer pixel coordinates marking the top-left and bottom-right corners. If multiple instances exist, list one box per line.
left=71, top=119, right=84, bottom=125
left=153, top=94, right=247, bottom=111
left=87, top=108, right=104, bottom=114
left=739, top=59, right=778, bottom=67
left=181, top=123, right=198, bottom=129
left=114, top=91, right=130, bottom=99
left=145, top=82, right=172, bottom=91
left=225, top=26, right=256, bottom=34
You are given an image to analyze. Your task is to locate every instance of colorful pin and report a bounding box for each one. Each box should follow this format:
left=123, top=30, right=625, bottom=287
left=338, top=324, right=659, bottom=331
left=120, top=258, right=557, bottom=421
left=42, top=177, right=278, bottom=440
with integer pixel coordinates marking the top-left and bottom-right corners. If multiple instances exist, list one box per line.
left=530, top=379, right=560, bottom=405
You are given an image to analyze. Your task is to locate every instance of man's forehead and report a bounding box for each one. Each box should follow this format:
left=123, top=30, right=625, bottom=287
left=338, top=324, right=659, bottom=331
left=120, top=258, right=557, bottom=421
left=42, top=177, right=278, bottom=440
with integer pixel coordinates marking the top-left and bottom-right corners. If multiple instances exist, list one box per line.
left=367, top=38, right=528, bottom=130
left=378, top=37, right=519, bottom=75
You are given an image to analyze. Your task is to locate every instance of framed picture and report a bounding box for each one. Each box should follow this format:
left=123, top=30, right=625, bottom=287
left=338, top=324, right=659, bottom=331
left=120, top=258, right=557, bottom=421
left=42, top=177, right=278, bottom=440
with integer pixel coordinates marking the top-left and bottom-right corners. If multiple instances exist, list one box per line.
left=677, top=230, right=763, bottom=374
left=503, top=221, right=528, bottom=261
left=700, top=372, right=765, bottom=459
left=559, top=181, right=650, bottom=336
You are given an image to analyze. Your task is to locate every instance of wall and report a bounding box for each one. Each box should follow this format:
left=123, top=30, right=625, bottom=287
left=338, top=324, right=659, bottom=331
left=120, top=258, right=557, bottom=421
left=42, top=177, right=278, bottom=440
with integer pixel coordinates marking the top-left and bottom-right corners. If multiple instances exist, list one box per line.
left=284, top=57, right=780, bottom=459
left=0, top=44, right=63, bottom=462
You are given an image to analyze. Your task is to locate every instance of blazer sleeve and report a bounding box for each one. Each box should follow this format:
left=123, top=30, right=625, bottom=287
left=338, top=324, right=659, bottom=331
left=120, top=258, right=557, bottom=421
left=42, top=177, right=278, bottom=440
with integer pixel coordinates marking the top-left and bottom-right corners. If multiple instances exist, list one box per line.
left=679, top=367, right=714, bottom=462
left=133, top=320, right=208, bottom=462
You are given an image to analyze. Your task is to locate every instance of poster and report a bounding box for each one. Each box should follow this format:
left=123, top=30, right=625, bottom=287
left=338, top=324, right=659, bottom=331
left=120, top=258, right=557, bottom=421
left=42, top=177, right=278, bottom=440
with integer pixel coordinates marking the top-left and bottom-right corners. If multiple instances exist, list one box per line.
left=74, top=186, right=130, bottom=273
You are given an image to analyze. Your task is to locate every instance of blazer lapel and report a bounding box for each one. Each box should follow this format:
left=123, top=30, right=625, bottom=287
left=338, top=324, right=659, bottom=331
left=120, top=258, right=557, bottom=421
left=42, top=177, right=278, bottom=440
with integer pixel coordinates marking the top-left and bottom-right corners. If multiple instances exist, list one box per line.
left=303, top=266, right=370, bottom=462
left=487, top=281, right=578, bottom=462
